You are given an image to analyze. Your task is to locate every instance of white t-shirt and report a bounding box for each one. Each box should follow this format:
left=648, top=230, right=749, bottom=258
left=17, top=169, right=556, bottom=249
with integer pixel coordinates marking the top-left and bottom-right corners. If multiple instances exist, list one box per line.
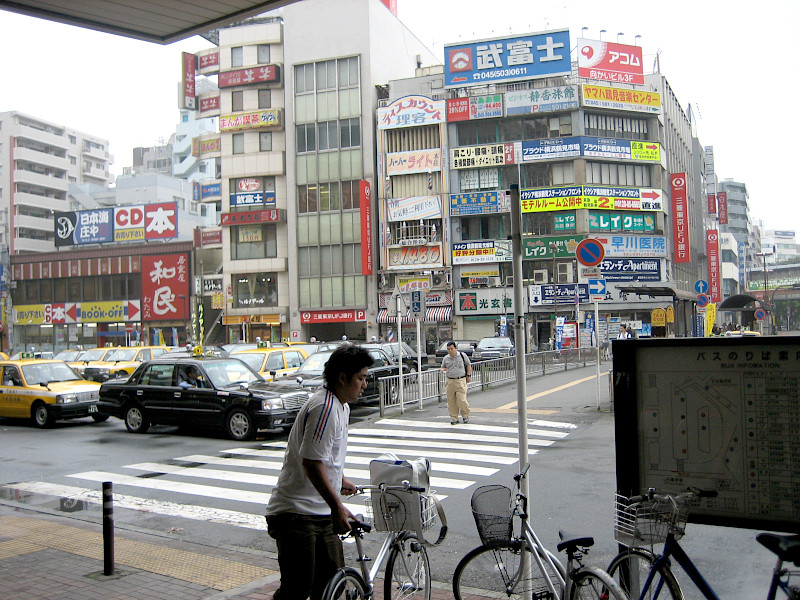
left=266, top=387, right=350, bottom=516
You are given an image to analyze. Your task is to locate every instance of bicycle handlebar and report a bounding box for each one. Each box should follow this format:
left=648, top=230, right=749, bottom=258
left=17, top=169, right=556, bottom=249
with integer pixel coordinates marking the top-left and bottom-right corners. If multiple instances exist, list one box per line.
left=354, top=481, right=426, bottom=494
left=626, top=487, right=719, bottom=505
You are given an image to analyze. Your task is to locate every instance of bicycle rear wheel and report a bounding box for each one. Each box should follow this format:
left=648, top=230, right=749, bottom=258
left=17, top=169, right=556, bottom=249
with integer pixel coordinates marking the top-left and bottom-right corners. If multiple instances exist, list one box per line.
left=384, top=532, right=431, bottom=600
left=569, top=566, right=628, bottom=600
left=321, top=566, right=369, bottom=600
left=606, top=548, right=683, bottom=600
left=453, top=541, right=563, bottom=600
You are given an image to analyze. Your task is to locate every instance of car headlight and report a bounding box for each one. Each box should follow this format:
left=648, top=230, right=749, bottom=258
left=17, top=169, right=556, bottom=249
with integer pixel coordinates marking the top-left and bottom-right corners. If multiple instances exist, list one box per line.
left=57, top=393, right=78, bottom=404
left=261, top=398, right=284, bottom=410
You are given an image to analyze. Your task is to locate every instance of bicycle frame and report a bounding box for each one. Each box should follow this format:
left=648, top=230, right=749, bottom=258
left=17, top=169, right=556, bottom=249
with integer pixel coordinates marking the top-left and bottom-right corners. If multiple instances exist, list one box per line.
left=349, top=527, right=398, bottom=597
left=519, top=514, right=568, bottom=598
left=636, top=531, right=720, bottom=600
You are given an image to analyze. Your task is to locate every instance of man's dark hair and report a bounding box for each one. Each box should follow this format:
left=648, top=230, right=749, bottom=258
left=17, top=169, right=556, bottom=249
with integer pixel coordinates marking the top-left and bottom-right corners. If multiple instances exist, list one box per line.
left=447, top=341, right=457, bottom=348
left=323, top=344, right=373, bottom=390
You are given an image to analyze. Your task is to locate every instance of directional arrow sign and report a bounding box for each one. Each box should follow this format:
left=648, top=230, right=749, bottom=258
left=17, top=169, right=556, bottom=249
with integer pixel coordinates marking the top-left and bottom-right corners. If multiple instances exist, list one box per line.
left=575, top=238, right=605, bottom=267
left=694, top=280, right=709, bottom=295
left=588, top=278, right=606, bottom=300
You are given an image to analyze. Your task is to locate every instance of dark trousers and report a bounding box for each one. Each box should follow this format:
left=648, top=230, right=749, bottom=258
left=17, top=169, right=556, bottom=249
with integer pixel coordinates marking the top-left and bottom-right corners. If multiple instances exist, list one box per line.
left=266, top=512, right=344, bottom=600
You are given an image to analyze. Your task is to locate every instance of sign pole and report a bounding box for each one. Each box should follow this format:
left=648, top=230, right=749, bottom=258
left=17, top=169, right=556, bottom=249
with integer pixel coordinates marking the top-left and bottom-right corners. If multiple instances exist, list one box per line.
left=595, top=300, right=601, bottom=410
left=416, top=316, right=423, bottom=410
left=397, top=293, right=404, bottom=415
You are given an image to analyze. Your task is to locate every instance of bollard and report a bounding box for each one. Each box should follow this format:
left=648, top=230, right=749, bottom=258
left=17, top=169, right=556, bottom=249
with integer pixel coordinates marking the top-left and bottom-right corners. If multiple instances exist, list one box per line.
left=102, top=481, right=114, bottom=576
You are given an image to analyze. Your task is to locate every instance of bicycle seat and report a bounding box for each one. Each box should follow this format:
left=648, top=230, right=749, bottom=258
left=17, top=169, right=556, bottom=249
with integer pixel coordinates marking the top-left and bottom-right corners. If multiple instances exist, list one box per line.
left=757, top=533, right=800, bottom=566
left=557, top=530, right=594, bottom=553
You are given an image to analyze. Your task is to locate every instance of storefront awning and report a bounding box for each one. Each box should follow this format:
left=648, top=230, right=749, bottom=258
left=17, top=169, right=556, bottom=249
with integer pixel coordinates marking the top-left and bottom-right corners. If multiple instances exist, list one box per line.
left=614, top=282, right=696, bottom=301
left=377, top=307, right=452, bottom=323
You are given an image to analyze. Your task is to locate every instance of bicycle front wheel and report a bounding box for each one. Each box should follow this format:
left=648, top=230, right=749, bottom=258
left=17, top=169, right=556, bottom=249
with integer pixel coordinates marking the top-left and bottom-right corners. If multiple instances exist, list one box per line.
left=321, top=566, right=369, bottom=600
left=607, top=548, right=684, bottom=600
left=384, top=532, right=431, bottom=600
left=569, top=566, right=628, bottom=600
left=453, top=542, right=563, bottom=600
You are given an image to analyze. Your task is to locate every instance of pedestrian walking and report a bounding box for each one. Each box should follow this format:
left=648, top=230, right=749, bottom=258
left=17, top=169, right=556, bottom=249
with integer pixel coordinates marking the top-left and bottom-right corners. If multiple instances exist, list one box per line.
left=617, top=325, right=631, bottom=339
left=440, top=340, right=471, bottom=424
left=265, top=345, right=374, bottom=600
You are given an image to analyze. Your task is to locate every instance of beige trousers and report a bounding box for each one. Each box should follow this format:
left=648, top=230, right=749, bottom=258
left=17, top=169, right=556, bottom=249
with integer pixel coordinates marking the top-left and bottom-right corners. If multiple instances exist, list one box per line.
left=446, top=377, right=470, bottom=420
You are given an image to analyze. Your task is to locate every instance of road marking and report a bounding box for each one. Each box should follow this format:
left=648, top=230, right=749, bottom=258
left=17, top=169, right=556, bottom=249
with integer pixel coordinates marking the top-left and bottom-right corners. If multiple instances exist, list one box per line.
left=529, top=419, right=577, bottom=429
left=381, top=419, right=569, bottom=439
left=349, top=427, right=556, bottom=447
left=498, top=371, right=609, bottom=410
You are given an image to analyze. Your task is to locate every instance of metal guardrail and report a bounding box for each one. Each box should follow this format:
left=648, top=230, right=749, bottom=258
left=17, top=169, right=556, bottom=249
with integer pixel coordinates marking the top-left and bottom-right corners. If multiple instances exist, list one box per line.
left=378, top=347, right=608, bottom=416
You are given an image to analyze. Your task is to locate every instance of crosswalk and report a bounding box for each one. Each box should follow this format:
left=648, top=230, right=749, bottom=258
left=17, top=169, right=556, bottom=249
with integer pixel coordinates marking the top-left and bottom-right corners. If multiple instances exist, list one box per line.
left=7, top=417, right=577, bottom=531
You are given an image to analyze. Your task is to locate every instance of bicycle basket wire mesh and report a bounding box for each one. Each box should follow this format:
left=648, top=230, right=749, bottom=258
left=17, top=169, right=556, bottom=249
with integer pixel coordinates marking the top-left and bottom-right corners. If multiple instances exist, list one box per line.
left=367, top=489, right=408, bottom=532
left=614, top=493, right=688, bottom=547
left=471, top=484, right=514, bottom=545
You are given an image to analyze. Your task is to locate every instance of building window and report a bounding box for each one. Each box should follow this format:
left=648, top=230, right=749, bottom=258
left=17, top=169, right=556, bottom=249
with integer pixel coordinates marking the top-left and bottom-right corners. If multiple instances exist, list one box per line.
left=296, top=124, right=316, bottom=153
left=295, top=63, right=314, bottom=94
left=231, top=46, right=243, bottom=67
left=230, top=224, right=277, bottom=259
left=298, top=184, right=318, bottom=214
left=584, top=113, right=649, bottom=140
left=315, top=60, right=337, bottom=91
left=318, top=121, right=338, bottom=151
left=337, top=57, right=359, bottom=87
left=233, top=273, right=278, bottom=308
left=257, top=44, right=270, bottom=64
left=232, top=90, right=244, bottom=112
left=68, top=135, right=76, bottom=144
left=339, top=118, right=360, bottom=148
left=232, top=133, right=245, bottom=155
left=258, top=89, right=271, bottom=109
left=259, top=132, right=273, bottom=152
left=585, top=161, right=651, bottom=187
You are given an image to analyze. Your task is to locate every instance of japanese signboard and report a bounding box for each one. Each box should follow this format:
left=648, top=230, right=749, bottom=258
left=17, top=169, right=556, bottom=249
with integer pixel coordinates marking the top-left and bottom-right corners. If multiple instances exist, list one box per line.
left=141, top=253, right=189, bottom=322
left=451, top=143, right=514, bottom=169
left=528, top=284, right=590, bottom=306
left=55, top=202, right=178, bottom=247
left=181, top=52, right=196, bottom=110
left=505, top=85, right=578, bottom=114
left=219, top=109, right=281, bottom=132
left=456, top=289, right=516, bottom=314
left=387, top=195, right=442, bottom=221
left=450, top=191, right=509, bottom=216
left=444, top=30, right=571, bottom=87
left=54, top=208, right=113, bottom=246
left=446, top=95, right=503, bottom=121
left=593, top=235, right=668, bottom=258
left=707, top=193, right=717, bottom=214
left=377, top=95, right=445, bottom=129
left=191, top=137, right=220, bottom=156
left=522, top=235, right=582, bottom=259
left=386, top=244, right=443, bottom=270
left=199, top=95, right=220, bottom=112
left=718, top=192, right=728, bottom=225
left=521, top=186, right=663, bottom=213
left=300, top=309, right=366, bottom=324
left=386, top=149, right=441, bottom=175
left=360, top=181, right=373, bottom=276
left=201, top=183, right=221, bottom=199
left=397, top=276, right=431, bottom=293
left=707, top=229, right=722, bottom=302
left=581, top=84, right=661, bottom=114
left=671, top=173, right=690, bottom=263
left=229, top=191, right=277, bottom=208
left=577, top=38, right=644, bottom=84
left=197, top=50, right=219, bottom=69
left=14, top=301, right=141, bottom=324
left=220, top=209, right=280, bottom=225
left=599, top=258, right=662, bottom=281
left=218, top=64, right=280, bottom=87
left=589, top=211, right=656, bottom=233
left=452, top=240, right=512, bottom=264
left=521, top=137, right=661, bottom=163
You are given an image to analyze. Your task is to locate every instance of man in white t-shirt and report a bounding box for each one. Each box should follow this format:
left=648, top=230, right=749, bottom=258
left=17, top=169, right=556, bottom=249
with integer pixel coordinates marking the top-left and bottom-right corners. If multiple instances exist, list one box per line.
left=265, top=344, right=374, bottom=600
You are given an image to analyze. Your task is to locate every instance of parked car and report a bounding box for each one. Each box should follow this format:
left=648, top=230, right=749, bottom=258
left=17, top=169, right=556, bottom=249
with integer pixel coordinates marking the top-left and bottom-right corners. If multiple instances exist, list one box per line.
left=97, top=356, right=312, bottom=441
left=270, top=347, right=404, bottom=402
left=231, top=347, right=309, bottom=381
left=360, top=341, right=428, bottom=371
left=434, top=340, right=478, bottom=364
left=0, top=358, right=104, bottom=428
left=82, top=345, right=169, bottom=382
left=70, top=346, right=124, bottom=377
left=471, top=336, right=515, bottom=361
left=161, top=345, right=230, bottom=358
left=221, top=341, right=288, bottom=353
left=54, top=349, right=86, bottom=363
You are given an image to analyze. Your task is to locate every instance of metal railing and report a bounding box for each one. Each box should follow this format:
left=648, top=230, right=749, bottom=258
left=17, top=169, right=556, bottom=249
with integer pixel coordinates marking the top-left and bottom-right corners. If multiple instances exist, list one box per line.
left=378, top=347, right=607, bottom=416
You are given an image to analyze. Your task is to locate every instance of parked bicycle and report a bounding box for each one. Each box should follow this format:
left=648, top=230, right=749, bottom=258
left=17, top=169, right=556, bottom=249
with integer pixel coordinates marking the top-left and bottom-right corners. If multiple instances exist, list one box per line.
left=452, top=464, right=627, bottom=600
left=321, top=481, right=440, bottom=600
left=608, top=488, right=800, bottom=599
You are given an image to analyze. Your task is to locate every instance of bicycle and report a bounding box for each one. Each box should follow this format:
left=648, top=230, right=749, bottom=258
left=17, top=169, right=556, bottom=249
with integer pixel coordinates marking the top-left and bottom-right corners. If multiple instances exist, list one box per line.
left=608, top=488, right=800, bottom=600
left=321, top=481, right=441, bottom=600
left=452, top=464, right=627, bottom=600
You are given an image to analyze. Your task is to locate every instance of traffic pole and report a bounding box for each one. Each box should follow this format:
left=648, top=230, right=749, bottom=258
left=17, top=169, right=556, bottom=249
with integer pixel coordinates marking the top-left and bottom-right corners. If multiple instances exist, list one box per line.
left=102, top=481, right=114, bottom=576
left=595, top=300, right=601, bottom=410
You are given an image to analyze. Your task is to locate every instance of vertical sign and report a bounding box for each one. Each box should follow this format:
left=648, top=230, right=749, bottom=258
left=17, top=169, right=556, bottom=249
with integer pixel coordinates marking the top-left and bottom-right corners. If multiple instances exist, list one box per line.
left=718, top=192, right=728, bottom=225
left=182, top=52, right=196, bottom=110
left=738, top=241, right=748, bottom=290
left=141, top=253, right=190, bottom=321
left=706, top=230, right=721, bottom=303
left=671, top=173, right=690, bottom=263
left=360, top=181, right=373, bottom=275
left=707, top=193, right=716, bottom=214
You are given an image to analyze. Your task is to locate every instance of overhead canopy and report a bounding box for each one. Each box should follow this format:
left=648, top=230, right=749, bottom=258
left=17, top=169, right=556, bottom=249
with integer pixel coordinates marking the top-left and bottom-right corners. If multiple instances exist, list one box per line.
left=614, top=282, right=696, bottom=301
left=718, top=294, right=763, bottom=311
left=0, top=0, right=299, bottom=44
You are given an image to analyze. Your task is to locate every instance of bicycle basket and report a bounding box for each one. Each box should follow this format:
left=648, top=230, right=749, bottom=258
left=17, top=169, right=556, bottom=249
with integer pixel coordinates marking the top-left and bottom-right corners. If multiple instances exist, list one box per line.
left=614, top=493, right=688, bottom=547
left=470, top=484, right=514, bottom=545
left=367, top=489, right=409, bottom=532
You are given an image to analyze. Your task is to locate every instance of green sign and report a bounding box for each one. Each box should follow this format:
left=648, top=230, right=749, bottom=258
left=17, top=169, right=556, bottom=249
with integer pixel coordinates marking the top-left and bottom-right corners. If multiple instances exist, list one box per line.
left=522, top=235, right=584, bottom=259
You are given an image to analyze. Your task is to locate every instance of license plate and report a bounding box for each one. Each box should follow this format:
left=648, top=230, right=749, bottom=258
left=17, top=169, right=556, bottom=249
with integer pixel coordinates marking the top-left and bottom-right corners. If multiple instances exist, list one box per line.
left=88, top=405, right=98, bottom=413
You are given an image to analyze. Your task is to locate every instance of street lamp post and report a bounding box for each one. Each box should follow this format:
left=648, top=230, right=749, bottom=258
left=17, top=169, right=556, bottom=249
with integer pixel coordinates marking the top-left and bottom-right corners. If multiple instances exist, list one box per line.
left=550, top=242, right=558, bottom=348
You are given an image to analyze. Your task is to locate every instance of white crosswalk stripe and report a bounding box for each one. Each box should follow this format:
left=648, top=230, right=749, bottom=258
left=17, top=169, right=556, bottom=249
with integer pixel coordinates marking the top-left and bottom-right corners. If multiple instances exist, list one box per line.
left=12, top=416, right=576, bottom=531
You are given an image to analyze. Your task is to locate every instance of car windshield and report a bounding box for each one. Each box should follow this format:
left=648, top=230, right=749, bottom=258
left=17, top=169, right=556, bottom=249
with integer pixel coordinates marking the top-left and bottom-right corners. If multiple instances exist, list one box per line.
left=22, top=362, right=82, bottom=385
left=202, top=359, right=263, bottom=387
left=478, top=338, right=512, bottom=349
left=78, top=348, right=111, bottom=361
left=106, top=349, right=137, bottom=361
left=296, top=352, right=331, bottom=377
left=234, top=353, right=265, bottom=372
left=55, top=350, right=83, bottom=362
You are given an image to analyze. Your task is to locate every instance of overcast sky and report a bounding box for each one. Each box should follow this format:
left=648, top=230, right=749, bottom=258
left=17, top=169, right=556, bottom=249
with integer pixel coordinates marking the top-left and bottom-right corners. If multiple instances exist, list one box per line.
left=1, top=0, right=797, bottom=232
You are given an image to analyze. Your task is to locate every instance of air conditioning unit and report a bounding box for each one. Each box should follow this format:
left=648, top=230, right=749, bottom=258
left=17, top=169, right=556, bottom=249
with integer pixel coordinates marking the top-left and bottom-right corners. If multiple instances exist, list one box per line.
left=533, top=269, right=548, bottom=284
left=505, top=276, right=514, bottom=286
left=487, top=277, right=501, bottom=287
left=432, top=273, right=446, bottom=288
left=557, top=262, right=574, bottom=283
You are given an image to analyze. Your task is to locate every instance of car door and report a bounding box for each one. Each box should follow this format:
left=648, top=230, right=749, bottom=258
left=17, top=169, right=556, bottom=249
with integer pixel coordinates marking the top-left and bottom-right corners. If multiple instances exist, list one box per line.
left=134, top=363, right=179, bottom=425
left=172, top=364, right=221, bottom=426
left=0, top=365, right=27, bottom=418
left=264, top=351, right=287, bottom=380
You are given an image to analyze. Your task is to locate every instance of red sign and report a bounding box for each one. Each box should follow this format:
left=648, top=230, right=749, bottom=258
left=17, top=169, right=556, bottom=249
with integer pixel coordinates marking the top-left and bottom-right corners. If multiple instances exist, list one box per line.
left=219, top=65, right=280, bottom=88
left=182, top=52, right=196, bottom=109
left=141, top=253, right=190, bottom=322
left=671, top=173, right=690, bottom=263
left=200, top=95, right=220, bottom=112
left=238, top=178, right=262, bottom=192
left=220, top=209, right=281, bottom=226
left=198, top=51, right=219, bottom=69
left=707, top=193, right=717, bottom=214
left=300, top=310, right=366, bottom=324
left=706, top=229, right=721, bottom=302
left=360, top=181, right=373, bottom=275
left=718, top=192, right=728, bottom=225
left=577, top=39, right=644, bottom=84
left=575, top=238, right=605, bottom=267
left=144, top=202, right=179, bottom=240
left=446, top=98, right=470, bottom=122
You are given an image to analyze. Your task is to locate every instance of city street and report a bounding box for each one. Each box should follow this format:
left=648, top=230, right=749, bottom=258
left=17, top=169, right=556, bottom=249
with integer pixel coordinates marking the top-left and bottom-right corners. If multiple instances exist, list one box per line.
left=0, top=364, right=780, bottom=598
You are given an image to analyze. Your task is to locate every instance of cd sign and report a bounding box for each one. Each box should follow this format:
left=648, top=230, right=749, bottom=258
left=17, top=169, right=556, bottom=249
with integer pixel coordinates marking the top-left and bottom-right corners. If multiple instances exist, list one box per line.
left=238, top=178, right=261, bottom=192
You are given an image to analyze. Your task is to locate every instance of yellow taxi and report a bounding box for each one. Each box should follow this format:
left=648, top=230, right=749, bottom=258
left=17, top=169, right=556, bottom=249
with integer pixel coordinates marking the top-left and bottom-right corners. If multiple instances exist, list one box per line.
left=70, top=347, right=121, bottom=376
left=83, top=345, right=169, bottom=382
left=0, top=357, right=103, bottom=428
left=232, top=346, right=309, bottom=381
left=0, top=352, right=8, bottom=360
left=54, top=349, right=87, bottom=364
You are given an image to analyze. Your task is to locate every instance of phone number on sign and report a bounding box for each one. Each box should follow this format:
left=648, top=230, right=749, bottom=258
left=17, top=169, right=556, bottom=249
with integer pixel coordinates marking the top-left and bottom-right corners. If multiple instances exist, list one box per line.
left=472, top=67, right=527, bottom=80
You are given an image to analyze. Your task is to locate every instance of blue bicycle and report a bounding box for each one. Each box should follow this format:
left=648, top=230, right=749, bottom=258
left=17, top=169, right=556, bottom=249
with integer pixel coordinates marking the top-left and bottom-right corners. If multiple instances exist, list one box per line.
left=607, top=488, right=800, bottom=600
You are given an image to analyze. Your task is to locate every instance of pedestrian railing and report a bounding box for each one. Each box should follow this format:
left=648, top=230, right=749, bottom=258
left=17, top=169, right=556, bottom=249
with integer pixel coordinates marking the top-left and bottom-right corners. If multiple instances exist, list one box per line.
left=377, top=347, right=608, bottom=416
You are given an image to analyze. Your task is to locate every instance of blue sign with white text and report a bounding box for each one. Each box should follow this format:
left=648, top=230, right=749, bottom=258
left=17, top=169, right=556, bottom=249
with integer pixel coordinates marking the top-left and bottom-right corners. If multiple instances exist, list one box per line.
left=444, top=30, right=571, bottom=87
left=600, top=258, right=662, bottom=281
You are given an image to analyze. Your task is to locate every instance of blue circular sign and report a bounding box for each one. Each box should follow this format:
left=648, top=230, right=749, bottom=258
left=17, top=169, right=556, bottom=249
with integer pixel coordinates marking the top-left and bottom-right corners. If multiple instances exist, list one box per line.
left=754, top=308, right=766, bottom=321
left=575, top=238, right=605, bottom=267
left=694, top=280, right=709, bottom=294
left=696, top=294, right=709, bottom=308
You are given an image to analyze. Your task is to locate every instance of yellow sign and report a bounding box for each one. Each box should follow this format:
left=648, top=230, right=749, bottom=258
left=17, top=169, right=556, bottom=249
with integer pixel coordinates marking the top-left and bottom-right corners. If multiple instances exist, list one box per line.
left=461, top=268, right=500, bottom=278
left=631, top=141, right=661, bottom=162
left=705, top=303, right=717, bottom=337
left=665, top=305, right=675, bottom=323
left=397, top=277, right=430, bottom=293
left=582, top=84, right=661, bottom=113
left=450, top=144, right=508, bottom=169
left=651, top=308, right=666, bottom=327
